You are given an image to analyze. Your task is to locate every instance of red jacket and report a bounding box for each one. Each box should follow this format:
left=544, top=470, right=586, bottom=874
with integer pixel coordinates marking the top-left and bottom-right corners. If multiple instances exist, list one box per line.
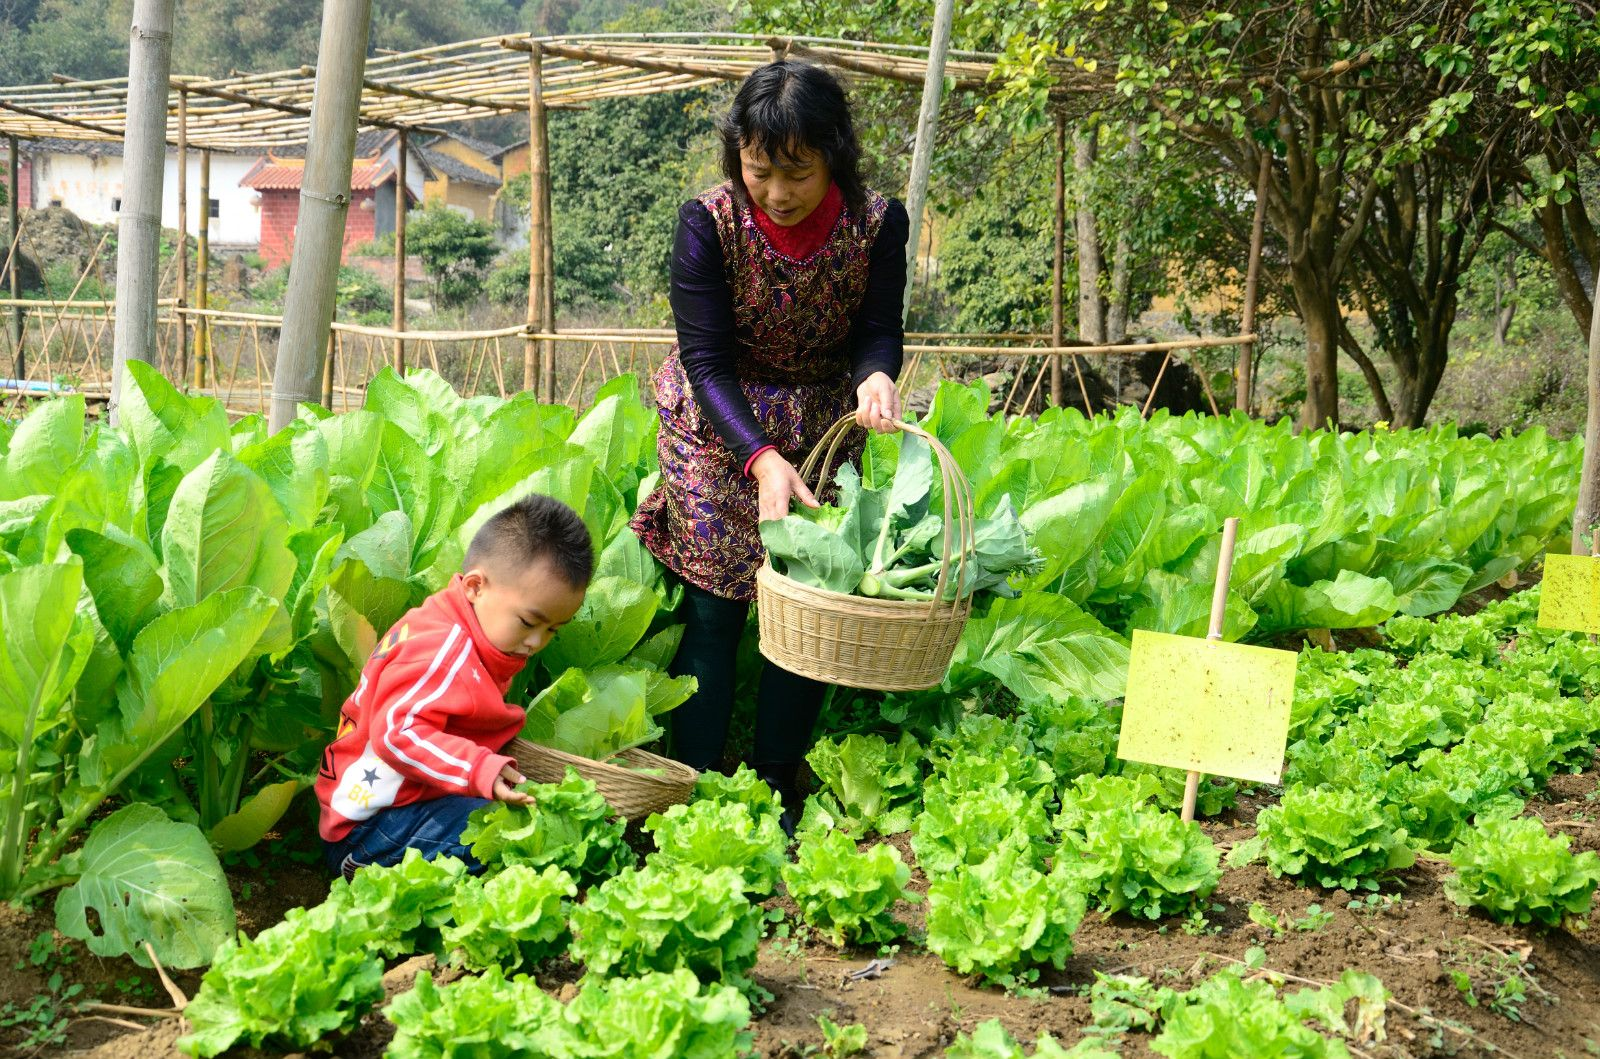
left=316, top=575, right=529, bottom=842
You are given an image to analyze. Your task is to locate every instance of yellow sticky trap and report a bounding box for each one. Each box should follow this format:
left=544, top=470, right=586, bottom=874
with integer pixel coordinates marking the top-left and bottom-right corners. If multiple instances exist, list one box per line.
left=1117, top=630, right=1298, bottom=785
left=1536, top=553, right=1600, bottom=633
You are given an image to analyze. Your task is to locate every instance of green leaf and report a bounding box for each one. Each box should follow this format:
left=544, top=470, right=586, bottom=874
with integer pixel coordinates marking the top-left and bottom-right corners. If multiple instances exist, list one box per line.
left=539, top=575, right=656, bottom=673
left=119, top=361, right=231, bottom=475
left=760, top=517, right=866, bottom=593
left=0, top=561, right=89, bottom=747
left=160, top=451, right=297, bottom=611
left=66, top=527, right=163, bottom=649
left=55, top=803, right=234, bottom=968
left=0, top=396, right=85, bottom=500
left=209, top=779, right=304, bottom=853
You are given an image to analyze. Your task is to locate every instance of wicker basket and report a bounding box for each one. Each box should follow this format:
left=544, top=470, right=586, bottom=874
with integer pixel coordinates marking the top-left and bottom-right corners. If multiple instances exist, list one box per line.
left=507, top=737, right=698, bottom=820
left=757, top=414, right=975, bottom=691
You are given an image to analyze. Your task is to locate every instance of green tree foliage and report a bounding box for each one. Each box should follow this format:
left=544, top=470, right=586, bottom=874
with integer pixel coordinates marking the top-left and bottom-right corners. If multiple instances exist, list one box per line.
left=407, top=206, right=498, bottom=308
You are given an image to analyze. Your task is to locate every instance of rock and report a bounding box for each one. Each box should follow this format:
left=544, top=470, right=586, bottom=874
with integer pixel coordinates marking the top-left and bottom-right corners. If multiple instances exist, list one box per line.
left=220, top=253, right=251, bottom=291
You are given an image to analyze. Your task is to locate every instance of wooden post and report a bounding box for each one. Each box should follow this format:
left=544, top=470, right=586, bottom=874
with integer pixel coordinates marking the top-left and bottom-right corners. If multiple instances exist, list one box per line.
left=108, top=0, right=177, bottom=425
left=176, top=88, right=188, bottom=388
left=1236, top=147, right=1271, bottom=415
left=269, top=0, right=373, bottom=432
left=525, top=44, right=549, bottom=398
left=900, top=0, right=955, bottom=322
left=1051, top=111, right=1066, bottom=409
left=392, top=128, right=407, bottom=373
left=7, top=135, right=20, bottom=378
left=194, top=148, right=209, bottom=388
left=322, top=330, right=335, bottom=408
left=1183, top=516, right=1240, bottom=823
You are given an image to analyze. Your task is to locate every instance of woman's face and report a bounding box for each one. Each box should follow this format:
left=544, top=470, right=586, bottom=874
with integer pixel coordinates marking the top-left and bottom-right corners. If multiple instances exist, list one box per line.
left=739, top=142, right=832, bottom=226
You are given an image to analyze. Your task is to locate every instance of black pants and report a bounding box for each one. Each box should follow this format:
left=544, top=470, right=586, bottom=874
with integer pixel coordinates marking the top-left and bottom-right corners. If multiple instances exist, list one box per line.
left=667, top=582, right=827, bottom=783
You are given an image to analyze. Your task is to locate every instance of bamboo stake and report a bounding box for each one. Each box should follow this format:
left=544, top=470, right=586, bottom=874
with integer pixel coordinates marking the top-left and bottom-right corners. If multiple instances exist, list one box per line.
left=1141, top=349, right=1176, bottom=417
left=1051, top=111, right=1066, bottom=408
left=194, top=148, right=209, bottom=387
left=176, top=88, right=189, bottom=388
left=900, top=0, right=954, bottom=322
left=393, top=129, right=407, bottom=373
left=524, top=44, right=548, bottom=396
left=1183, top=516, right=1240, bottom=823
left=7, top=136, right=21, bottom=377
left=109, top=0, right=177, bottom=425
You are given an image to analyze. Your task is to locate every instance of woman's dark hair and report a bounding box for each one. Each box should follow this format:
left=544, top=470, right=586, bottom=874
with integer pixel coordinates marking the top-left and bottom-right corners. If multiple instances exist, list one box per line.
left=719, top=61, right=866, bottom=215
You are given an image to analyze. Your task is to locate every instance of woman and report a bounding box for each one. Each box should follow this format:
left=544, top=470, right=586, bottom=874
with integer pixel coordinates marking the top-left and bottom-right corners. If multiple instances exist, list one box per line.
left=630, top=61, right=909, bottom=825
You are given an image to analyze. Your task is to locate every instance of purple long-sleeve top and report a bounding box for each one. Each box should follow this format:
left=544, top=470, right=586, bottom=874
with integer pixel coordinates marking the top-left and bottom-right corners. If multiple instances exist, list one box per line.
left=669, top=197, right=910, bottom=467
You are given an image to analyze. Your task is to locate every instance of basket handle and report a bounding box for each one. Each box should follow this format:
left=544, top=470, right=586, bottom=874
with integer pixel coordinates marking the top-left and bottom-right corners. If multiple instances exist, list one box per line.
left=795, top=414, right=976, bottom=615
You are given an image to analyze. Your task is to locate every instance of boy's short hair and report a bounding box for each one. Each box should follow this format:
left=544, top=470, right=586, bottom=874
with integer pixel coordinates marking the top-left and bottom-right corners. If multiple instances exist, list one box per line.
left=463, top=494, right=594, bottom=588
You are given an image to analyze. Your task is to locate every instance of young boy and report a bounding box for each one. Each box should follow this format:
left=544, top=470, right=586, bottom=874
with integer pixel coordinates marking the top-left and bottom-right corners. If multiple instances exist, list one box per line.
left=317, top=494, right=592, bottom=879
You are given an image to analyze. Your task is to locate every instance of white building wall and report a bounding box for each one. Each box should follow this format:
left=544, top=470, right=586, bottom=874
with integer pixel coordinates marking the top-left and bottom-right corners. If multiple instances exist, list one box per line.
left=33, top=149, right=264, bottom=247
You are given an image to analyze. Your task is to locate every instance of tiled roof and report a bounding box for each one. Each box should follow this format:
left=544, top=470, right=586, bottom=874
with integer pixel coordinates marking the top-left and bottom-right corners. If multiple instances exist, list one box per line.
left=241, top=157, right=400, bottom=191
left=416, top=147, right=500, bottom=187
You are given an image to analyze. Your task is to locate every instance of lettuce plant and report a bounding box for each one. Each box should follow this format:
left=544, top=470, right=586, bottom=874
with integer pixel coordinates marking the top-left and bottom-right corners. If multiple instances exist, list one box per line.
left=563, top=968, right=754, bottom=1058
left=385, top=967, right=567, bottom=1059
left=330, top=848, right=467, bottom=958
left=1238, top=785, right=1415, bottom=891
left=1444, top=814, right=1600, bottom=925
left=462, top=768, right=633, bottom=886
left=1055, top=803, right=1222, bottom=920
left=944, top=1019, right=1119, bottom=1058
left=177, top=899, right=384, bottom=1056
left=569, top=863, right=763, bottom=990
left=644, top=799, right=787, bottom=896
left=1151, top=972, right=1351, bottom=1059
left=805, top=732, right=925, bottom=837
left=913, top=784, right=1052, bottom=876
left=782, top=828, right=913, bottom=948
left=443, top=864, right=576, bottom=971
left=925, top=844, right=1087, bottom=988
left=692, top=763, right=784, bottom=825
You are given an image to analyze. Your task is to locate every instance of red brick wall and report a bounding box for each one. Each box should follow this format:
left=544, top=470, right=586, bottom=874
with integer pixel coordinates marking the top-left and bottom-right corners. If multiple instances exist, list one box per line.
left=255, top=186, right=379, bottom=269
left=1, top=156, right=31, bottom=210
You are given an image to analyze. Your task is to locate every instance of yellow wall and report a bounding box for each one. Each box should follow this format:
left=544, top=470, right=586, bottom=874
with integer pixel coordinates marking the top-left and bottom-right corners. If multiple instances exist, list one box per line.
left=420, top=139, right=502, bottom=222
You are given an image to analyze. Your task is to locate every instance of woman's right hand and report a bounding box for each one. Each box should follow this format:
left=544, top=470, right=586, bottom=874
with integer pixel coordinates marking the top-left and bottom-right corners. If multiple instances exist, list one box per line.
left=752, top=449, right=819, bottom=522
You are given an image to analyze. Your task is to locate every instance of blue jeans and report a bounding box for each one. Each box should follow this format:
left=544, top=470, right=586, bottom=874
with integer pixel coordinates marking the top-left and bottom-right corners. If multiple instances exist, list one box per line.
left=324, top=795, right=492, bottom=880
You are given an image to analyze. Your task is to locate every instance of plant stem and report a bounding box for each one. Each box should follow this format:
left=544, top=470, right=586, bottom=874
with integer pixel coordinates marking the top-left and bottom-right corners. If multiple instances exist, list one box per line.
left=871, top=504, right=896, bottom=575
left=198, top=700, right=221, bottom=831
left=0, top=641, right=67, bottom=896
left=219, top=715, right=256, bottom=824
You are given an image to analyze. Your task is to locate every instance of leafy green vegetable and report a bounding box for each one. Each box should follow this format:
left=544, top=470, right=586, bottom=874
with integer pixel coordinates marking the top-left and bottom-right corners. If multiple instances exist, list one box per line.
left=1151, top=972, right=1351, bottom=1058
left=1444, top=814, right=1600, bottom=925
left=1054, top=802, right=1222, bottom=920
left=385, top=966, right=566, bottom=1059
left=692, top=763, right=784, bottom=825
left=462, top=768, right=633, bottom=886
left=331, top=848, right=467, bottom=958
left=818, top=1014, right=870, bottom=1057
left=563, top=968, right=754, bottom=1058
left=176, top=899, right=384, bottom=1056
left=782, top=828, right=913, bottom=948
left=1235, top=785, right=1415, bottom=891
left=913, top=784, right=1052, bottom=876
left=522, top=663, right=695, bottom=762
left=945, top=1020, right=1121, bottom=1058
left=644, top=799, right=787, bottom=897
left=569, top=863, right=763, bottom=992
left=925, top=843, right=1088, bottom=988
left=805, top=732, right=924, bottom=837
left=443, top=864, right=576, bottom=971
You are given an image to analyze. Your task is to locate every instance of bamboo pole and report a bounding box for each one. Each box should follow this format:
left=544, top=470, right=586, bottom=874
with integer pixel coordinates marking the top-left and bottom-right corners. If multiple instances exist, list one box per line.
left=6, top=136, right=20, bottom=378
left=108, top=0, right=177, bottom=425
left=524, top=44, right=550, bottom=397
left=1236, top=146, right=1272, bottom=415
left=900, top=0, right=954, bottom=322
left=1572, top=270, right=1600, bottom=555
left=194, top=148, right=209, bottom=387
left=393, top=129, right=407, bottom=373
left=176, top=89, right=189, bottom=388
left=1183, top=516, right=1240, bottom=823
left=1051, top=111, right=1066, bottom=408
left=269, top=0, right=373, bottom=433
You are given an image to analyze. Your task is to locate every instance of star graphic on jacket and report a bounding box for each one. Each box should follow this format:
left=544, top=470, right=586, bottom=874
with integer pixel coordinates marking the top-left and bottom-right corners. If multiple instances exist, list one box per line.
left=362, top=768, right=380, bottom=785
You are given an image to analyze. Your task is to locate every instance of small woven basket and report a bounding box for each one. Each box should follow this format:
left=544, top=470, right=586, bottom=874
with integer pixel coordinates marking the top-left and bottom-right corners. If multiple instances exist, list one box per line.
left=507, top=737, right=698, bottom=820
left=757, top=414, right=975, bottom=692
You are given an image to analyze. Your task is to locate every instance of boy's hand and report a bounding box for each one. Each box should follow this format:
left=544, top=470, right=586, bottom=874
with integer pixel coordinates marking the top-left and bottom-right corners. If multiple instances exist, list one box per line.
left=493, top=763, right=536, bottom=806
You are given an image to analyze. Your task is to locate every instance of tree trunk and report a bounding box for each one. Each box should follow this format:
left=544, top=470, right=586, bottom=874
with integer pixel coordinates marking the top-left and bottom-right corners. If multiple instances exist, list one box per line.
left=1572, top=276, right=1600, bottom=553
left=108, top=0, right=176, bottom=425
left=1494, top=252, right=1516, bottom=348
left=1073, top=128, right=1106, bottom=344
left=1295, top=276, right=1340, bottom=430
left=268, top=0, right=373, bottom=432
left=1105, top=125, right=1142, bottom=344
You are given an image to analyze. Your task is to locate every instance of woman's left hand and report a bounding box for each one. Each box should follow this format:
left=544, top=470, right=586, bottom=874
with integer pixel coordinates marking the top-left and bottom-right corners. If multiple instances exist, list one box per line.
left=855, top=372, right=902, bottom=433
